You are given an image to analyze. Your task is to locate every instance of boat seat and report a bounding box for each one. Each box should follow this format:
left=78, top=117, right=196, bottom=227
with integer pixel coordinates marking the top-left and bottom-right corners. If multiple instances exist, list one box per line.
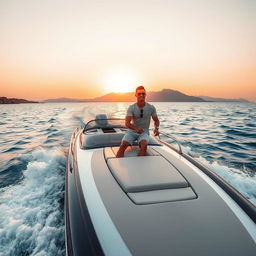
left=81, top=133, right=124, bottom=149
left=107, top=156, right=188, bottom=193
left=104, top=146, right=160, bottom=159
left=81, top=133, right=160, bottom=149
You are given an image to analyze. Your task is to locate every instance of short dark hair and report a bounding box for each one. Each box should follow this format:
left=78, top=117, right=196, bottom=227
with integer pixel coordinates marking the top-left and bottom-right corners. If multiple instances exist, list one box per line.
left=135, top=86, right=145, bottom=93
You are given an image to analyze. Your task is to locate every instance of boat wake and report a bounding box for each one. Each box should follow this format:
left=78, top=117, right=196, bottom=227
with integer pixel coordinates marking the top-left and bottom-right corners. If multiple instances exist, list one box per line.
left=0, top=147, right=66, bottom=256
left=184, top=146, right=256, bottom=205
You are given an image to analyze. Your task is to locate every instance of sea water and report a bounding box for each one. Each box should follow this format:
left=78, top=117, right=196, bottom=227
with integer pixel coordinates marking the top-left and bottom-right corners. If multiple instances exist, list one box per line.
left=0, top=102, right=255, bottom=255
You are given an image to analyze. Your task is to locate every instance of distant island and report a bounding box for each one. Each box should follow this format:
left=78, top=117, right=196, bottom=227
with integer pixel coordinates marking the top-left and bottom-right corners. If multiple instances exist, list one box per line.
left=1, top=89, right=250, bottom=104
left=43, top=89, right=249, bottom=103
left=43, top=89, right=204, bottom=102
left=199, top=96, right=249, bottom=102
left=0, top=97, right=38, bottom=104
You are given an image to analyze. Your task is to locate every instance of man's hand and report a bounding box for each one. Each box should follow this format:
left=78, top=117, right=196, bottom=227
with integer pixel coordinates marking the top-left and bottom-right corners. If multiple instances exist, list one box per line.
left=135, top=127, right=144, bottom=134
left=126, top=116, right=144, bottom=134
left=154, top=128, right=160, bottom=136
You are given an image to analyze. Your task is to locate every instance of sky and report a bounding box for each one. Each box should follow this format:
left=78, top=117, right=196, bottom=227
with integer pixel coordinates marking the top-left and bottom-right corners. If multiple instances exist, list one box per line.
left=0, top=0, right=256, bottom=101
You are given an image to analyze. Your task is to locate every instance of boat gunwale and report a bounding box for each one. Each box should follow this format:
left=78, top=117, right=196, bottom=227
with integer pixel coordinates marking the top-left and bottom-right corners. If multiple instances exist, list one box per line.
left=155, top=135, right=256, bottom=223
left=65, top=130, right=104, bottom=256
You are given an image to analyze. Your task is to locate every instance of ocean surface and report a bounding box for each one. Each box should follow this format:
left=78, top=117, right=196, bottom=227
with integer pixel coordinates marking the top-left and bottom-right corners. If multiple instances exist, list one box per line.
left=0, top=102, right=255, bottom=255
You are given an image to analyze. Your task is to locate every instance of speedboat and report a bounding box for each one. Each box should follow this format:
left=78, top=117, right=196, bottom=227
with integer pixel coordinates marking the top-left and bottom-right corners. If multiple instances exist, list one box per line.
left=65, top=114, right=256, bottom=256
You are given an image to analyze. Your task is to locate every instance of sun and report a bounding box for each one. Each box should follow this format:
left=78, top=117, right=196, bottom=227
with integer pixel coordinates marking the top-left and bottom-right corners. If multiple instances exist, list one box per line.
left=103, top=70, right=139, bottom=93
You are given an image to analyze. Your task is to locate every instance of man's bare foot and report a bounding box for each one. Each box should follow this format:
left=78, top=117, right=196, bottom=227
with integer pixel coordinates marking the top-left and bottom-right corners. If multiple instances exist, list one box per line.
left=138, top=150, right=147, bottom=156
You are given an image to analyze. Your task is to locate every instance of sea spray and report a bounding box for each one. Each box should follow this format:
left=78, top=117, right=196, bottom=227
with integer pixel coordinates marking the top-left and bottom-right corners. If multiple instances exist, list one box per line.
left=0, top=147, right=66, bottom=256
left=182, top=146, right=256, bottom=205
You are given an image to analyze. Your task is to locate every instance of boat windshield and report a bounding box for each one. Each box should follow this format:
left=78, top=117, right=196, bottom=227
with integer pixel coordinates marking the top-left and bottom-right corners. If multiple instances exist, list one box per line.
left=83, top=118, right=126, bottom=132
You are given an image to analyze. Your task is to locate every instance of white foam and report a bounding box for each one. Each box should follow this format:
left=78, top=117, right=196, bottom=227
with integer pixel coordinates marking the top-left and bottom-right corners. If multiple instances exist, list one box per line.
left=0, top=147, right=66, bottom=256
left=183, top=146, right=256, bottom=205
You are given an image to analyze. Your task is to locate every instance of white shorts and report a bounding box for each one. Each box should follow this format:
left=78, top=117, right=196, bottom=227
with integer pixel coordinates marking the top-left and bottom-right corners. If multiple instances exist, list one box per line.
left=122, top=130, right=150, bottom=145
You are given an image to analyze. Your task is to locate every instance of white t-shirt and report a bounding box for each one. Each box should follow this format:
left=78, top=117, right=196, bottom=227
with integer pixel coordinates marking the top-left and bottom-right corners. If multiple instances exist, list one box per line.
left=126, top=103, right=157, bottom=132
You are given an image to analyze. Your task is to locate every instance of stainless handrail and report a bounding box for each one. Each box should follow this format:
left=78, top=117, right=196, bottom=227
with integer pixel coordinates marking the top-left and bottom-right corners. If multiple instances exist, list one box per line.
left=156, top=131, right=182, bottom=154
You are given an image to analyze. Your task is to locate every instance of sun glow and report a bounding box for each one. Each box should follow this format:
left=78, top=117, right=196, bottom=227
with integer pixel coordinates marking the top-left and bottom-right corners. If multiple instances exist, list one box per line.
left=102, top=70, right=140, bottom=93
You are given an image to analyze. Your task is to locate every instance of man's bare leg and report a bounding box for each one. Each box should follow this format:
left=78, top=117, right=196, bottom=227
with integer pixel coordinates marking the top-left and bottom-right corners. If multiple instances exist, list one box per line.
left=116, top=141, right=130, bottom=158
left=138, top=140, right=148, bottom=156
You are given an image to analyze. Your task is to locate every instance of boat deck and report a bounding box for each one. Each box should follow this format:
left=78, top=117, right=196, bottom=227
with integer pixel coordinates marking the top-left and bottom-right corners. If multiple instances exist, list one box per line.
left=76, top=142, right=256, bottom=256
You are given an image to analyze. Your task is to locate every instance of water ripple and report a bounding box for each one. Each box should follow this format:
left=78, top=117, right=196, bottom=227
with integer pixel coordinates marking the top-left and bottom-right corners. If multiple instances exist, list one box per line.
left=3, top=146, right=23, bottom=153
left=226, top=129, right=256, bottom=138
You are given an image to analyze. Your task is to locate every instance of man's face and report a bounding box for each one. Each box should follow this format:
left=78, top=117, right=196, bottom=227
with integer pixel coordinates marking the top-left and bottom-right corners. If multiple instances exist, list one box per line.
left=135, top=89, right=146, bottom=101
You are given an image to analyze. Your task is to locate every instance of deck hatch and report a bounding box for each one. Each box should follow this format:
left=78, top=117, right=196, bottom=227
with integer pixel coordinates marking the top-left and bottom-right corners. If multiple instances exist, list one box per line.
left=107, top=156, right=188, bottom=193
left=106, top=154, right=196, bottom=204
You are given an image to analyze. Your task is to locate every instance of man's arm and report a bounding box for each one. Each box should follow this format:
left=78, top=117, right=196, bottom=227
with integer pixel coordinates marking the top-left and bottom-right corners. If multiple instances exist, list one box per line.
left=125, top=116, right=144, bottom=134
left=152, top=116, right=160, bottom=136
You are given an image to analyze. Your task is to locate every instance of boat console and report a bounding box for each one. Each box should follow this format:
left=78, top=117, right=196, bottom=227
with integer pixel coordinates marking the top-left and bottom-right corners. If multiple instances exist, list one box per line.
left=81, top=117, right=160, bottom=149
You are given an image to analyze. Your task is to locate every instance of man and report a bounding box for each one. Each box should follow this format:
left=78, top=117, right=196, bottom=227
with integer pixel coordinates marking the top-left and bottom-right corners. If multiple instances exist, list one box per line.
left=116, top=86, right=160, bottom=157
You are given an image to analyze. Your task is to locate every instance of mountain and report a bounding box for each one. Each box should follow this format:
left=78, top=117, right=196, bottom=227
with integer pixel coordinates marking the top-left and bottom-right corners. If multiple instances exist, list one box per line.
left=199, top=96, right=249, bottom=102
left=92, top=89, right=205, bottom=102
left=0, top=97, right=38, bottom=104
left=43, top=97, right=89, bottom=103
left=147, top=89, right=205, bottom=102
left=92, top=92, right=134, bottom=102
left=43, top=89, right=250, bottom=103
left=43, top=89, right=206, bottom=102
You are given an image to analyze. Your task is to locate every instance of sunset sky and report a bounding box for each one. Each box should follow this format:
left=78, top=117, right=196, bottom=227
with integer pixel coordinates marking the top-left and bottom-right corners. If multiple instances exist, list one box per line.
left=0, top=0, right=255, bottom=101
